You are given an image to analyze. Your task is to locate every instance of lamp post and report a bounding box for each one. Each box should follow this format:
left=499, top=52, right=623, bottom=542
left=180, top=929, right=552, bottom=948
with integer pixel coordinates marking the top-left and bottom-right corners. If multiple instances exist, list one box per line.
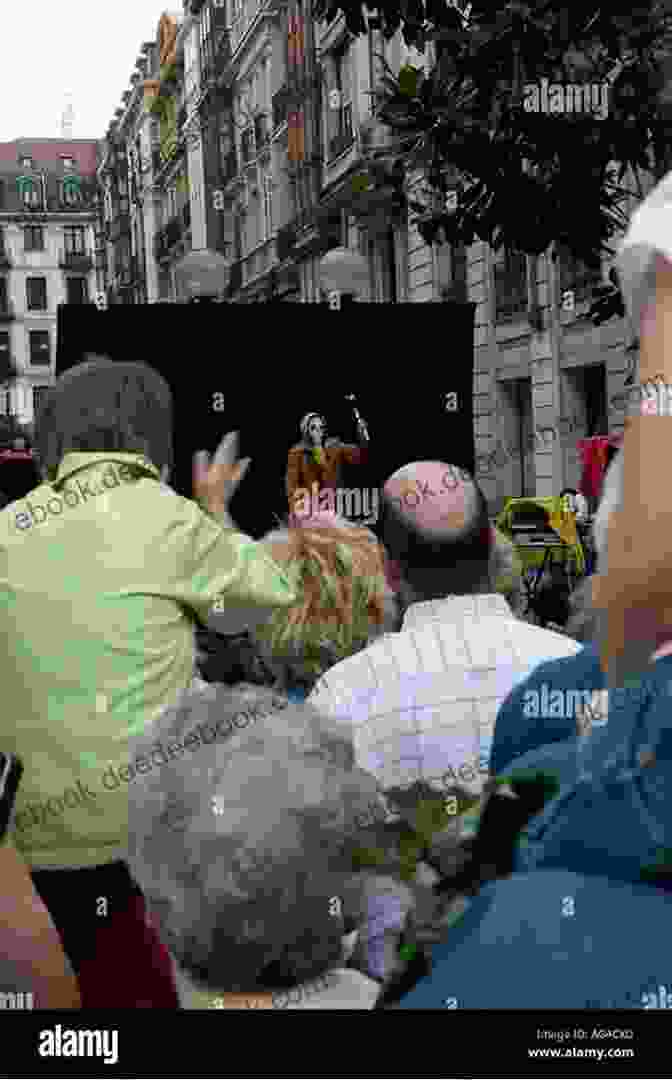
left=319, top=247, right=370, bottom=308
left=174, top=248, right=231, bottom=302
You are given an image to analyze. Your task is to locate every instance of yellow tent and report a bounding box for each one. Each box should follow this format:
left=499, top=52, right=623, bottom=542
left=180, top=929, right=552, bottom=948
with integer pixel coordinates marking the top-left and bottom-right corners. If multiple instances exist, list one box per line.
left=496, top=496, right=585, bottom=578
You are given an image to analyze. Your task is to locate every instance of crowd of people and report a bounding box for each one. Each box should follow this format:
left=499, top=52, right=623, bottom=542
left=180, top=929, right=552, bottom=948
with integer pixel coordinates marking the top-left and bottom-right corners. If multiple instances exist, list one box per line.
left=2, top=200, right=672, bottom=1009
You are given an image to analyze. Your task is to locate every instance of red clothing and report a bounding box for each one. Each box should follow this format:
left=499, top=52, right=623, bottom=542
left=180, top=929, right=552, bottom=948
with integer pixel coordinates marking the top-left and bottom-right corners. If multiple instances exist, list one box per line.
left=577, top=436, right=622, bottom=500
left=286, top=442, right=368, bottom=510
left=32, top=862, right=178, bottom=1008
left=77, top=893, right=178, bottom=1008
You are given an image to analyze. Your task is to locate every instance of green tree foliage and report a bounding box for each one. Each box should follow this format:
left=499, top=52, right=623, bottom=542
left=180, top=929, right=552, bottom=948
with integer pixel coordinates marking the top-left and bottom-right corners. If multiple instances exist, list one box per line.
left=311, top=0, right=672, bottom=267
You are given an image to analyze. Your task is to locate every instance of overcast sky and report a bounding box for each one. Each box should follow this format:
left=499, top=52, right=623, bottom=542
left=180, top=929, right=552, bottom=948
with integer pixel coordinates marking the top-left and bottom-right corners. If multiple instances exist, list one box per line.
left=0, top=2, right=172, bottom=143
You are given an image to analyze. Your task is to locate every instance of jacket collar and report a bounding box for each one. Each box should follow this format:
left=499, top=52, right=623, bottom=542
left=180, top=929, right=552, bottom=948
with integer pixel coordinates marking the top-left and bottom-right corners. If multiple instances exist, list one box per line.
left=402, top=593, right=511, bottom=631
left=52, top=452, right=161, bottom=490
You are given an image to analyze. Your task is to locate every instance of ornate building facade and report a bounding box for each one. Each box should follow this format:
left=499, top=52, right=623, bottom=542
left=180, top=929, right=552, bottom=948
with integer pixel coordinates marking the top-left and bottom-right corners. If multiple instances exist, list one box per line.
left=0, top=138, right=99, bottom=421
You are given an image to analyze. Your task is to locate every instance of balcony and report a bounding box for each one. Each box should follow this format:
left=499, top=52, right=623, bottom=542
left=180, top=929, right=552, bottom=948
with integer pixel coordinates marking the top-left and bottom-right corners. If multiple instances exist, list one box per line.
left=59, top=249, right=93, bottom=272
left=272, top=87, right=289, bottom=130
left=0, top=299, right=15, bottom=322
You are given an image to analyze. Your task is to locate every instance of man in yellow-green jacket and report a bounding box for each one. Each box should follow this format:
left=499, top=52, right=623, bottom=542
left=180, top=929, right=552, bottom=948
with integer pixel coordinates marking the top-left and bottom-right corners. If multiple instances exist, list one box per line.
left=0, top=357, right=296, bottom=1006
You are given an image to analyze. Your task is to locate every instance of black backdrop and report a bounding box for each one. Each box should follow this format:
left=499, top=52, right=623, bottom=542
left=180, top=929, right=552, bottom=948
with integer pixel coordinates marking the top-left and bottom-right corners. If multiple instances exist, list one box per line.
left=56, top=303, right=476, bottom=538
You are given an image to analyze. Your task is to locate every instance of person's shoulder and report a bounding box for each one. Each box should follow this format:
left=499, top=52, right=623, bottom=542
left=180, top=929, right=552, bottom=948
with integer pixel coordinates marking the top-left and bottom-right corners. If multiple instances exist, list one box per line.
left=506, top=642, right=603, bottom=700
left=309, top=637, right=395, bottom=710
left=510, top=619, right=582, bottom=657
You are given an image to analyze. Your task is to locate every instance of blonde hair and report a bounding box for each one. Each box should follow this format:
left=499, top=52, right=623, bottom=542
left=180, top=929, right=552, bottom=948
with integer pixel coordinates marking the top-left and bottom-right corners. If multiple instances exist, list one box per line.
left=255, top=523, right=393, bottom=686
left=490, top=527, right=523, bottom=611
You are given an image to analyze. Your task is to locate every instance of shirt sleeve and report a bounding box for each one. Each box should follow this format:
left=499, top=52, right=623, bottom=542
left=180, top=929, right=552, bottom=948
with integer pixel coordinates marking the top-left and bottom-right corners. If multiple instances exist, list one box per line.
left=286, top=447, right=303, bottom=504
left=175, top=502, right=296, bottom=634
left=308, top=674, right=357, bottom=739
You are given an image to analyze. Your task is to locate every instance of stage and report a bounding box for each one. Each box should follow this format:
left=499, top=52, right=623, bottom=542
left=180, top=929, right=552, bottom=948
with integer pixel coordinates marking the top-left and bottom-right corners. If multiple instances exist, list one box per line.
left=56, top=304, right=477, bottom=537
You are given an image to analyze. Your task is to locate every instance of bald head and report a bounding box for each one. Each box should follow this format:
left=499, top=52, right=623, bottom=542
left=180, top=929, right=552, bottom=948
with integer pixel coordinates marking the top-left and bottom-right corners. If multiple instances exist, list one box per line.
left=384, top=462, right=480, bottom=538
left=382, top=462, right=493, bottom=603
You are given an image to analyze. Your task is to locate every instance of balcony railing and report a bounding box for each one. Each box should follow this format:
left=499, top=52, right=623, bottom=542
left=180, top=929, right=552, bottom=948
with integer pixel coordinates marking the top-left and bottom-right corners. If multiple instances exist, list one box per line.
left=0, top=298, right=15, bottom=322
left=59, top=249, right=93, bottom=272
left=272, top=87, right=288, bottom=131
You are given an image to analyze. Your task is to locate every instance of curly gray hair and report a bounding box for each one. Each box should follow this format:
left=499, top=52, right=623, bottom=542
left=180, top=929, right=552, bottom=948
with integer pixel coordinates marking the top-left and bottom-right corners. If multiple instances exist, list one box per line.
left=127, top=682, right=395, bottom=994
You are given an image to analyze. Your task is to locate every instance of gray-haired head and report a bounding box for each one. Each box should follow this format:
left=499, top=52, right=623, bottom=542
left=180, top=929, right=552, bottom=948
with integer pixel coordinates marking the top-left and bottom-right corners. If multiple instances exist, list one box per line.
left=33, top=356, right=173, bottom=483
left=127, top=682, right=393, bottom=994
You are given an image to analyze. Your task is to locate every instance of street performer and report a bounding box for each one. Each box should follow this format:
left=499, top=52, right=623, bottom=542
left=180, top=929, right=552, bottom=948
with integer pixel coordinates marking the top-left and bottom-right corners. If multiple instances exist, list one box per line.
left=286, top=410, right=369, bottom=520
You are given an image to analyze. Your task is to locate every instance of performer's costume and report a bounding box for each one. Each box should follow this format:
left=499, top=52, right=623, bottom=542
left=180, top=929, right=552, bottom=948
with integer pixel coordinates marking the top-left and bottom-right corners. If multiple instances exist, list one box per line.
left=286, top=412, right=368, bottom=515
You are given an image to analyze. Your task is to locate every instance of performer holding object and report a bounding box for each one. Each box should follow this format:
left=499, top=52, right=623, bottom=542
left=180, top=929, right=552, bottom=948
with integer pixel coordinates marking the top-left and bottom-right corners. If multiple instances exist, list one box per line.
left=286, top=409, right=369, bottom=518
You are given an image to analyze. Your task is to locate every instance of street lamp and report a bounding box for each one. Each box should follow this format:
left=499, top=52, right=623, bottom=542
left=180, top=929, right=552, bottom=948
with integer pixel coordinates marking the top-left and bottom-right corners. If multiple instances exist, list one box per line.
left=174, top=248, right=231, bottom=302
left=319, top=247, right=370, bottom=308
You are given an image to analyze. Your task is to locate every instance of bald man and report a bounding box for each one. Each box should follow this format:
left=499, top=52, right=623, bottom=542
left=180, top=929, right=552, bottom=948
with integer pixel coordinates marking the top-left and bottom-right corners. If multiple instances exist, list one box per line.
left=308, top=462, right=579, bottom=797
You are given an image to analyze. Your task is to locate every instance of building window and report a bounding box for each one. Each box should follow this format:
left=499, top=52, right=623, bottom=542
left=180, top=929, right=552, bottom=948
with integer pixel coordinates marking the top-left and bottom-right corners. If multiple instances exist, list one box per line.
left=326, top=42, right=353, bottom=158
left=24, top=226, right=44, bottom=252
left=0, top=333, right=10, bottom=392
left=20, top=157, right=33, bottom=170
left=241, top=127, right=254, bottom=163
left=66, top=277, right=88, bottom=305
left=493, top=246, right=528, bottom=322
left=63, top=226, right=86, bottom=254
left=61, top=176, right=82, bottom=206
left=29, top=331, right=50, bottom=366
left=254, top=113, right=268, bottom=150
left=557, top=245, right=602, bottom=307
left=0, top=278, right=7, bottom=311
left=63, top=157, right=74, bottom=170
left=17, top=177, right=41, bottom=208
left=262, top=170, right=273, bottom=240
left=32, top=385, right=49, bottom=420
left=26, top=277, right=47, bottom=311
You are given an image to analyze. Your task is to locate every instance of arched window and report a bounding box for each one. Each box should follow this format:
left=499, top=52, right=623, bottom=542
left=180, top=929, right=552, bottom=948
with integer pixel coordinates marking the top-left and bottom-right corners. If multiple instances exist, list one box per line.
left=62, top=175, right=82, bottom=206
left=17, top=176, right=39, bottom=207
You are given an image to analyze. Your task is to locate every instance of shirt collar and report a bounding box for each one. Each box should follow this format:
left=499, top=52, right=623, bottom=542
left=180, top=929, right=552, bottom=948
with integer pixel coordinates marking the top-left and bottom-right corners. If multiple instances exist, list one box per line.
left=52, top=452, right=161, bottom=489
left=401, top=593, right=511, bottom=631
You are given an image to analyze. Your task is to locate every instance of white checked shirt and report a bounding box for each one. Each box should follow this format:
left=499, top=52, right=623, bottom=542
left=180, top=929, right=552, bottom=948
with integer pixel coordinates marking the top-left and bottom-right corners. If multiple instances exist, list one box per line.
left=308, top=595, right=580, bottom=795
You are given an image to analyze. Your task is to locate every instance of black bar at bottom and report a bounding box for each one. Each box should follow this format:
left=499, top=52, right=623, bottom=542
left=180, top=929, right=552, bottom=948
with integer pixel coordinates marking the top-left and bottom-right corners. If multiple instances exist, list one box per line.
left=1, top=1010, right=668, bottom=1078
